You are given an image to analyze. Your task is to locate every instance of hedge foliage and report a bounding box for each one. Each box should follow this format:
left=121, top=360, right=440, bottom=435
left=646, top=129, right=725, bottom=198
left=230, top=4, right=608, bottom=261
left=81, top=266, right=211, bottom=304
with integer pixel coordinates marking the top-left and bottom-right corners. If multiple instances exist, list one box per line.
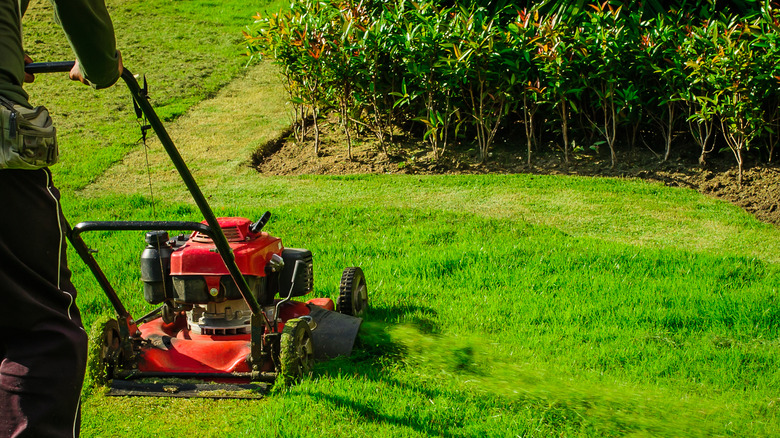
left=245, top=1, right=780, bottom=182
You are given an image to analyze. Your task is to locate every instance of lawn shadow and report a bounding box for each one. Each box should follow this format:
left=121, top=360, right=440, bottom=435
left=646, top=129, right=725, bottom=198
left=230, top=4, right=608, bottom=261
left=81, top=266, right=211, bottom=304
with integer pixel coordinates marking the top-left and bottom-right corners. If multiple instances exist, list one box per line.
left=366, top=303, right=440, bottom=334
left=297, top=389, right=465, bottom=437
left=304, top=303, right=490, bottom=437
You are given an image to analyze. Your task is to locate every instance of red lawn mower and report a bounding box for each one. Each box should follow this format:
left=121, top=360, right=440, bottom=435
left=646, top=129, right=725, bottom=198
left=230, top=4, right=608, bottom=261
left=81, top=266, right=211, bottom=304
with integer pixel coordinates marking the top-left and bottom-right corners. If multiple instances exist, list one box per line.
left=27, top=62, right=368, bottom=397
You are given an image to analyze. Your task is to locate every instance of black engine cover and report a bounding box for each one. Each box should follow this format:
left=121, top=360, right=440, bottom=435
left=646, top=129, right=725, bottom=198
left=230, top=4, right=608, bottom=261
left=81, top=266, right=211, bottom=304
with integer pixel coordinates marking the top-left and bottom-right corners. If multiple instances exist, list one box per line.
left=279, top=248, right=313, bottom=298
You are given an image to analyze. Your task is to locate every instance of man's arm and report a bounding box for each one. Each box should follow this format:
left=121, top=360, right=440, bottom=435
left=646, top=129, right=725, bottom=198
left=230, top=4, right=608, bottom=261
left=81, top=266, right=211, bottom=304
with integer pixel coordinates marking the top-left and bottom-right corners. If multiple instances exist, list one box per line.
left=51, top=0, right=121, bottom=88
left=69, top=51, right=123, bottom=86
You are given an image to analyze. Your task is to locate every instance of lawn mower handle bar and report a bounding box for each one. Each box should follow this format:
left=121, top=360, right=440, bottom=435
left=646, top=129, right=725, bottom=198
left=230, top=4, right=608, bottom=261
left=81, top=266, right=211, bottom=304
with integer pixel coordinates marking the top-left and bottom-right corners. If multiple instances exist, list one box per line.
left=25, top=61, right=267, bottom=325
left=24, top=61, right=74, bottom=74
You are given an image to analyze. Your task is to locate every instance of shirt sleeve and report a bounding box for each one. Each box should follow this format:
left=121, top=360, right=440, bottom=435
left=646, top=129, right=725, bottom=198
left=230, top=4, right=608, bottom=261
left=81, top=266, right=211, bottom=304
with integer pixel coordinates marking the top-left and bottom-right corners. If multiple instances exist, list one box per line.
left=50, top=0, right=120, bottom=89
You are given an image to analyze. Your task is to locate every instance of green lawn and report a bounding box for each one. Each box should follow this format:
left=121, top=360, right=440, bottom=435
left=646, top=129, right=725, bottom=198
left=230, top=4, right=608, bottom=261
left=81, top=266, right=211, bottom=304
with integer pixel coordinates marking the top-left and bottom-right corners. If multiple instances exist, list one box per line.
left=19, top=0, right=780, bottom=436
left=69, top=173, right=780, bottom=437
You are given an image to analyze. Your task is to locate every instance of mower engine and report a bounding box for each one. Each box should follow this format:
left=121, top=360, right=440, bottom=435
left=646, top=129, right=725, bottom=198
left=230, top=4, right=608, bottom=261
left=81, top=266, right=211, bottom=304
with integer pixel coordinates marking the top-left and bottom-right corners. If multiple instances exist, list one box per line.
left=141, top=217, right=313, bottom=335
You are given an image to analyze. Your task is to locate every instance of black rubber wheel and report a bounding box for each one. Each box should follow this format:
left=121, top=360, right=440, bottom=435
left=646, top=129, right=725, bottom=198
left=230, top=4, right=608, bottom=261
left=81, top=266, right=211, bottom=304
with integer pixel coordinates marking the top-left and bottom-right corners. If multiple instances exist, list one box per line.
left=87, top=317, right=123, bottom=386
left=337, top=267, right=368, bottom=317
left=279, top=318, right=315, bottom=384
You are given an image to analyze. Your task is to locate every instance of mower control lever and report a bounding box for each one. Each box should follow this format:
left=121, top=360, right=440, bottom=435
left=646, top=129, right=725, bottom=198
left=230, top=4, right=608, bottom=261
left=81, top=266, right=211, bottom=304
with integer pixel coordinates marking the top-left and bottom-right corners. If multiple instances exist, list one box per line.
left=250, top=211, right=272, bottom=234
left=273, top=259, right=305, bottom=329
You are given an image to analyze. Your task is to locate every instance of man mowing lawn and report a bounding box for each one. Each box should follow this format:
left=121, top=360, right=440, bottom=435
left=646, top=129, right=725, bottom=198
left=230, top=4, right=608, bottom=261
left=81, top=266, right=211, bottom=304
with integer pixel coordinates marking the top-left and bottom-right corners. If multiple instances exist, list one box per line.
left=0, top=0, right=122, bottom=436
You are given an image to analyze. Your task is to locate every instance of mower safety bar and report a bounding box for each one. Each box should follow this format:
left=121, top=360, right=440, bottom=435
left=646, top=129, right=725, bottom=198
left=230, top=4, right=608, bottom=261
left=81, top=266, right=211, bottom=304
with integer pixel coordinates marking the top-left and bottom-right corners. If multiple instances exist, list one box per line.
left=70, top=220, right=210, bottom=237
left=69, top=221, right=210, bottom=320
left=67, top=221, right=209, bottom=321
left=26, top=62, right=268, bottom=328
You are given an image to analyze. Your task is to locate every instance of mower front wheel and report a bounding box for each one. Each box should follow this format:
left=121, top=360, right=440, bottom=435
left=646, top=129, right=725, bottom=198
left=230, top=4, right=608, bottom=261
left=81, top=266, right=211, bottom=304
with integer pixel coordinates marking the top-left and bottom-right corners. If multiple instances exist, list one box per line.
left=278, top=318, right=315, bottom=384
left=87, top=317, right=124, bottom=386
left=337, top=267, right=368, bottom=317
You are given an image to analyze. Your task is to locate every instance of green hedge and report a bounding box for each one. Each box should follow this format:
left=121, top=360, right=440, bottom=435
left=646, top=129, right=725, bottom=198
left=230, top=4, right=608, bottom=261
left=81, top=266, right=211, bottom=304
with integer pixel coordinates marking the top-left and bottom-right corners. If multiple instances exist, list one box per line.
left=245, top=1, right=780, bottom=182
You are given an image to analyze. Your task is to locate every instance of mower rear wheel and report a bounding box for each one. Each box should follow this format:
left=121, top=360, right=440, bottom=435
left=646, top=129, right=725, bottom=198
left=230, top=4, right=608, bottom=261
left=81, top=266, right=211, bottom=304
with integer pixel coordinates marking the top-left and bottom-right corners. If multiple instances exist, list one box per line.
left=279, top=318, right=315, bottom=384
left=337, top=267, right=368, bottom=317
left=87, top=317, right=124, bottom=386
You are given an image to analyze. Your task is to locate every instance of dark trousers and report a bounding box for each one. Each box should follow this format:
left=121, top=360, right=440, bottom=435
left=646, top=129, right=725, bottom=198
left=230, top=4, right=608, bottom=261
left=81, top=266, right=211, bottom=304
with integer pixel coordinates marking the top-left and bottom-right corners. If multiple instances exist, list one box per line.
left=0, top=168, right=87, bottom=438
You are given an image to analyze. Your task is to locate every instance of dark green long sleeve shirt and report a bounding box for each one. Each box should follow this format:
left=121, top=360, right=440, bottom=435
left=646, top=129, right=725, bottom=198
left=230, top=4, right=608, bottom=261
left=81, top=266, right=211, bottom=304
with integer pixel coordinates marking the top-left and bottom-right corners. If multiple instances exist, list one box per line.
left=0, top=0, right=120, bottom=106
